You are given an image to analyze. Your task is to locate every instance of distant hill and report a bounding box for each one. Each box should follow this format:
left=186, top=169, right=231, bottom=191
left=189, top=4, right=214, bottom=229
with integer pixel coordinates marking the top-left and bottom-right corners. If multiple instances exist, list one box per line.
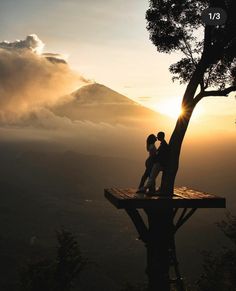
left=52, top=83, right=166, bottom=126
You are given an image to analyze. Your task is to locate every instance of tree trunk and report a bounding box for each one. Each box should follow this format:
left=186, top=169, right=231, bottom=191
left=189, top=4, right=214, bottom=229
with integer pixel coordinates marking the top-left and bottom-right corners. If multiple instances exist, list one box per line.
left=160, top=105, right=195, bottom=195
left=145, top=208, right=173, bottom=291
left=160, top=57, right=208, bottom=195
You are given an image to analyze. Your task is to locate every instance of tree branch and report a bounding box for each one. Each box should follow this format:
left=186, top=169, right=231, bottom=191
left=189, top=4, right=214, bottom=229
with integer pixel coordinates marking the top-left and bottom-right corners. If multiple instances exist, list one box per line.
left=204, top=65, right=214, bottom=90
left=201, top=85, right=236, bottom=97
left=200, top=78, right=204, bottom=92
left=182, top=37, right=197, bottom=67
left=193, top=85, right=236, bottom=105
left=182, top=57, right=209, bottom=105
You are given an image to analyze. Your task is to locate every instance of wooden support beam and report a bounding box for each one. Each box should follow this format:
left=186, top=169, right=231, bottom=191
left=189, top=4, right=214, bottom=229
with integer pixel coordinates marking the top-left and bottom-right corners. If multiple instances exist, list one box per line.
left=144, top=208, right=173, bottom=291
left=125, top=208, right=148, bottom=243
left=169, top=236, right=185, bottom=291
left=175, top=208, right=197, bottom=232
left=172, top=208, right=179, bottom=219
left=104, top=187, right=226, bottom=291
left=175, top=208, right=188, bottom=226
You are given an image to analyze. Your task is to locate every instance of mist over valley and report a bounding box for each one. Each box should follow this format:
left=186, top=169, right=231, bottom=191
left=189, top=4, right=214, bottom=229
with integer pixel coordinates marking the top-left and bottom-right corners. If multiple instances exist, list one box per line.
left=0, top=81, right=235, bottom=290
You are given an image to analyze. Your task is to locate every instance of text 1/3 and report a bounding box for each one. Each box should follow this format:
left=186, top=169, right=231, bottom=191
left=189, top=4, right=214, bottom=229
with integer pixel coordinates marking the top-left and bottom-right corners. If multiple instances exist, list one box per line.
left=201, top=8, right=227, bottom=26
left=208, top=13, right=221, bottom=20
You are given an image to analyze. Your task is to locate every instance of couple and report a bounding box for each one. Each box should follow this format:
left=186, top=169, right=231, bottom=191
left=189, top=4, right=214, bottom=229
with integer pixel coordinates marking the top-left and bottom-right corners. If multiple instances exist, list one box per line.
left=137, top=131, right=169, bottom=195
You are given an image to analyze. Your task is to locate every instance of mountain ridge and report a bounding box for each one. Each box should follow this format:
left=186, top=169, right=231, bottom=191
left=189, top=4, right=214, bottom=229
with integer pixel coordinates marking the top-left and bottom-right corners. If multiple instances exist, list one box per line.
left=52, top=82, right=166, bottom=126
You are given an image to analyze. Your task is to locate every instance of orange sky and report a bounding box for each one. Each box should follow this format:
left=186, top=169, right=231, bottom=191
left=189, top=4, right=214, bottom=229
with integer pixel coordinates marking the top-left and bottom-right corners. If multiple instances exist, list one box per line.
left=0, top=0, right=235, bottom=133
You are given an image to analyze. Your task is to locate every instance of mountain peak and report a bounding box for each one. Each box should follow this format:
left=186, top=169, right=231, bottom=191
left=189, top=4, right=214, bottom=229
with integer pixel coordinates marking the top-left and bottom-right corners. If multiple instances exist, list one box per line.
left=52, top=82, right=164, bottom=125
left=72, top=83, right=135, bottom=105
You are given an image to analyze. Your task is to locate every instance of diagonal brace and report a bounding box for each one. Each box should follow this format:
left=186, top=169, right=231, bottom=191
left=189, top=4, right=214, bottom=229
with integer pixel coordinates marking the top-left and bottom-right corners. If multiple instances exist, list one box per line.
left=125, top=208, right=149, bottom=243
left=174, top=208, right=197, bottom=233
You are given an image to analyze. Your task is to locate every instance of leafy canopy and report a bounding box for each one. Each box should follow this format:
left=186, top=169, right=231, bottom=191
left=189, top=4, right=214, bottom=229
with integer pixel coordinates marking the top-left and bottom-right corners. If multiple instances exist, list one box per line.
left=197, top=213, right=236, bottom=291
left=19, top=229, right=86, bottom=291
left=146, top=0, right=236, bottom=93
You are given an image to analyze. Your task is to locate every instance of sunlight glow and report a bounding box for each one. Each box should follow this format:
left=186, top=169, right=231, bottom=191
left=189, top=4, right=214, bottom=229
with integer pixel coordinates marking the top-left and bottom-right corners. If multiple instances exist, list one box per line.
left=148, top=97, right=204, bottom=120
left=136, top=96, right=204, bottom=121
left=154, top=98, right=183, bottom=119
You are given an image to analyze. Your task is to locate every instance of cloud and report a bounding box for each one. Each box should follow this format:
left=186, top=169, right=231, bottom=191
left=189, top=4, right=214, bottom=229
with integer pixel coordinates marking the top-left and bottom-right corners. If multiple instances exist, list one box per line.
left=0, top=34, right=89, bottom=123
left=0, top=107, right=145, bottom=159
left=42, top=53, right=68, bottom=64
left=0, top=34, right=44, bottom=54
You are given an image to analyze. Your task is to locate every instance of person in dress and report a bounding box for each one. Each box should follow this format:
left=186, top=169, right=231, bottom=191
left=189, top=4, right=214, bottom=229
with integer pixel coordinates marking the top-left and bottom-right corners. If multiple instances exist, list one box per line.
left=137, top=134, right=157, bottom=193
left=143, top=131, right=169, bottom=195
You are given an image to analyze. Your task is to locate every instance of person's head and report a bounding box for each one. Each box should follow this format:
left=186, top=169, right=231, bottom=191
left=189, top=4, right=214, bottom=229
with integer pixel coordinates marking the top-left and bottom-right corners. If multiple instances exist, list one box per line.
left=146, top=134, right=157, bottom=145
left=157, top=131, right=165, bottom=141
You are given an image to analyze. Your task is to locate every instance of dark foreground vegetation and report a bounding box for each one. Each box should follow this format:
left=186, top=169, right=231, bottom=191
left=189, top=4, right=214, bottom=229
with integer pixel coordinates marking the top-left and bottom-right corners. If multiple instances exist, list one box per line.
left=19, top=229, right=86, bottom=291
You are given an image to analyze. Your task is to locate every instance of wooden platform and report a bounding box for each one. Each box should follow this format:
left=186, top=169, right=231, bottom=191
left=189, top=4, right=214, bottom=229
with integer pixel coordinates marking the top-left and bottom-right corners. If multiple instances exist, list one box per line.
left=104, top=187, right=226, bottom=209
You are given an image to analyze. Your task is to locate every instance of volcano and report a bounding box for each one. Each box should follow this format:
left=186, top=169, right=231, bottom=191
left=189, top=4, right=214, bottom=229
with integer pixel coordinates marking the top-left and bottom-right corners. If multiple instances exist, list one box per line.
left=52, top=83, right=165, bottom=126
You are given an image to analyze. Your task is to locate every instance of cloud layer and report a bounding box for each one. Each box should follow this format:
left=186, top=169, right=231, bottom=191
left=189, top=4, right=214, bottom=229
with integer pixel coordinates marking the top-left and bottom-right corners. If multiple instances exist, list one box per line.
left=0, top=34, right=89, bottom=123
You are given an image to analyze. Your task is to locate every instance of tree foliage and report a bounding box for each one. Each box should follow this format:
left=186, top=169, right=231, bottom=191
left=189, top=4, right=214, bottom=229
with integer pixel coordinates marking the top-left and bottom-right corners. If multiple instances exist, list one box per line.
left=19, top=229, right=86, bottom=291
left=146, top=0, right=236, bottom=100
left=120, top=282, right=181, bottom=291
left=197, top=213, right=236, bottom=291
left=120, top=282, right=147, bottom=291
left=145, top=0, right=236, bottom=195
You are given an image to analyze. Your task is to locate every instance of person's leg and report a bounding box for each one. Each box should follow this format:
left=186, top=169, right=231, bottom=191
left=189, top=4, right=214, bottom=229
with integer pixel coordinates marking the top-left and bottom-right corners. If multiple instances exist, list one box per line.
left=138, top=158, right=153, bottom=189
left=145, top=163, right=162, bottom=192
left=138, top=168, right=149, bottom=189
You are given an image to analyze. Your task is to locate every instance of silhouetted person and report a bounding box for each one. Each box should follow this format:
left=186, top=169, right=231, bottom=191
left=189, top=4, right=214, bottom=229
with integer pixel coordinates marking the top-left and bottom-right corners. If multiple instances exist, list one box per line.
left=142, top=131, right=169, bottom=194
left=137, top=134, right=157, bottom=192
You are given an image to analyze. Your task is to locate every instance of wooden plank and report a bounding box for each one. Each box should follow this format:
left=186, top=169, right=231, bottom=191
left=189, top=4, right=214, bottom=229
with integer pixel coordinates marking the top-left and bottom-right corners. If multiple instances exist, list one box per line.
left=104, top=187, right=226, bottom=209
left=174, top=187, right=216, bottom=199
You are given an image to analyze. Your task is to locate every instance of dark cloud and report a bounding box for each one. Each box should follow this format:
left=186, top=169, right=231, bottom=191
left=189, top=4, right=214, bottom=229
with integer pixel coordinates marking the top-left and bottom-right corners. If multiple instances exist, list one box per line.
left=42, top=53, right=68, bottom=65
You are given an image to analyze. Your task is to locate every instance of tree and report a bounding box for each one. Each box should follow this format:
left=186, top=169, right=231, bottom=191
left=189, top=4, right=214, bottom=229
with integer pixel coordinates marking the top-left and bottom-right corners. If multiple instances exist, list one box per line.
left=120, top=282, right=147, bottom=291
left=54, top=229, right=87, bottom=291
left=19, top=229, right=86, bottom=291
left=120, top=282, right=179, bottom=291
left=146, top=0, right=236, bottom=195
left=197, top=213, right=236, bottom=290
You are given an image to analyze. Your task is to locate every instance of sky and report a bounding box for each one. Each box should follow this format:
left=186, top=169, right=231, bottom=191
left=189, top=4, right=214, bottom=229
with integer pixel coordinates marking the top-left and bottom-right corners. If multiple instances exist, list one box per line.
left=0, top=0, right=235, bottom=129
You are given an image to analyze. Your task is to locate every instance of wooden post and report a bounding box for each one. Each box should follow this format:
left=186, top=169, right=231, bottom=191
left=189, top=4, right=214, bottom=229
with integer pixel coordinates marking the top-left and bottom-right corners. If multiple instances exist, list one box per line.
left=145, top=208, right=173, bottom=291
left=104, top=187, right=226, bottom=291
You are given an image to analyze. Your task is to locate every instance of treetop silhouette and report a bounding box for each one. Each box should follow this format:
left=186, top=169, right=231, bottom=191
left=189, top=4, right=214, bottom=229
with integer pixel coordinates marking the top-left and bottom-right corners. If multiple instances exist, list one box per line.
left=146, top=0, right=236, bottom=195
left=146, top=0, right=236, bottom=92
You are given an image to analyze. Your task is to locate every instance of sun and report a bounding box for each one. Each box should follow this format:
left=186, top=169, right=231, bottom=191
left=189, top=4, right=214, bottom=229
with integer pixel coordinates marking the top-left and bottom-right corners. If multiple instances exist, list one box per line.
left=141, top=96, right=203, bottom=120
left=154, top=98, right=183, bottom=119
